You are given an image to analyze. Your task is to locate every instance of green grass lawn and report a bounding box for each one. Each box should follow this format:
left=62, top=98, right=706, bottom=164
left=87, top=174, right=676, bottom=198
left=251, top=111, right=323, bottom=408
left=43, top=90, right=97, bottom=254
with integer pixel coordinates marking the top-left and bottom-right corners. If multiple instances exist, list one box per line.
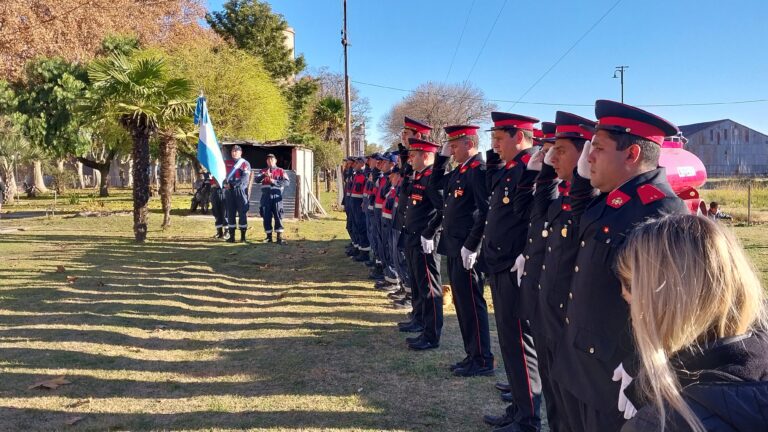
left=0, top=190, right=766, bottom=431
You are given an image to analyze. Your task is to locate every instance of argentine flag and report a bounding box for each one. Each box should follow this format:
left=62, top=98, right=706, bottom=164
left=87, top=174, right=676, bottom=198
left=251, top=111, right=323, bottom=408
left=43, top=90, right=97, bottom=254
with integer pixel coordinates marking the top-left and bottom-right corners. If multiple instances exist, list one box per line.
left=194, top=95, right=226, bottom=187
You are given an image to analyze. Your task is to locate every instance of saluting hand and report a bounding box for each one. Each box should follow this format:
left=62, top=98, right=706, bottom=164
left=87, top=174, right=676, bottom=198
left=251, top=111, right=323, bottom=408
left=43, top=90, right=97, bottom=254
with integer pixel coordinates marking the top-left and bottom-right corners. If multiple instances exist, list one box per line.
left=577, top=140, right=592, bottom=179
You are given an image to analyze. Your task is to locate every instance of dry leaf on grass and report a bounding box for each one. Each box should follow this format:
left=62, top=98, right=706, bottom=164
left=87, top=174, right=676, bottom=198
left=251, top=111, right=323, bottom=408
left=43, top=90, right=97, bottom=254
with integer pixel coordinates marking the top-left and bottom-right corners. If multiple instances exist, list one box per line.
left=151, top=324, right=169, bottom=332
left=66, top=276, right=78, bottom=284
left=234, top=298, right=249, bottom=303
left=66, top=399, right=90, bottom=408
left=28, top=376, right=71, bottom=390
left=56, top=265, right=66, bottom=273
left=65, top=416, right=85, bottom=426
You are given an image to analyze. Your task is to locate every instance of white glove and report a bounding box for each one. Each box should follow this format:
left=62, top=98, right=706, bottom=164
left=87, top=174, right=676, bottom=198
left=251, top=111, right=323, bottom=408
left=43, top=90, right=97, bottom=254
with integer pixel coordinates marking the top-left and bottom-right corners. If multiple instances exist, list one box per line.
left=420, top=236, right=434, bottom=254
left=576, top=140, right=592, bottom=179
left=612, top=363, right=638, bottom=419
left=440, top=142, right=452, bottom=157
left=526, top=147, right=545, bottom=171
left=543, top=147, right=555, bottom=166
left=511, top=253, right=526, bottom=285
left=460, top=246, right=477, bottom=270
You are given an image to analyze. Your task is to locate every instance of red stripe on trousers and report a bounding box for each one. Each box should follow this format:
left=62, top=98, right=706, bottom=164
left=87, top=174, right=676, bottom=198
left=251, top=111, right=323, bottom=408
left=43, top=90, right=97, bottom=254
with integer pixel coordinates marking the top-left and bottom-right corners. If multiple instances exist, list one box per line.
left=468, top=268, right=485, bottom=367
left=517, top=319, right=535, bottom=414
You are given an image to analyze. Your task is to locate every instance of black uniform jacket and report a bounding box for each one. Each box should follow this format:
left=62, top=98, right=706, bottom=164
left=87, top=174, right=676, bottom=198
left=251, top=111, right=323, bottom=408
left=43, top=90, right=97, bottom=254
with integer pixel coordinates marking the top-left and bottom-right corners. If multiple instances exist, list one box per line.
left=434, top=153, right=489, bottom=258
left=402, top=164, right=445, bottom=248
left=480, top=148, right=538, bottom=275
left=623, top=331, right=768, bottom=432
left=518, top=163, right=559, bottom=321
left=551, top=168, right=689, bottom=409
left=533, top=171, right=596, bottom=340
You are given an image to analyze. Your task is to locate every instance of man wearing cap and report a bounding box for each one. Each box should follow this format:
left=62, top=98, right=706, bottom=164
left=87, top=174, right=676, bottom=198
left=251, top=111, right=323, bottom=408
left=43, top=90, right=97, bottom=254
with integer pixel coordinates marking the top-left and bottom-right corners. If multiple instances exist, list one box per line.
left=358, top=154, right=379, bottom=264
left=480, top=112, right=543, bottom=432
left=518, top=113, right=597, bottom=432
left=391, top=117, right=433, bottom=312
left=549, top=100, right=688, bottom=431
left=254, top=153, right=290, bottom=244
left=401, top=137, right=444, bottom=350
left=211, top=157, right=232, bottom=240
left=373, top=153, right=399, bottom=287
left=434, top=124, right=494, bottom=377
left=342, top=158, right=357, bottom=255
left=224, top=144, right=251, bottom=243
left=348, top=157, right=369, bottom=259
left=377, top=163, right=402, bottom=293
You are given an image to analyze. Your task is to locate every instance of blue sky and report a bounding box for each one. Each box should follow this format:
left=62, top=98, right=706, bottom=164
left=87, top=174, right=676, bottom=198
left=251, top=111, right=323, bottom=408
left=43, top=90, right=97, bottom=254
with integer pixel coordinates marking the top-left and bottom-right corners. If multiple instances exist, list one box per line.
left=206, top=0, right=768, bottom=146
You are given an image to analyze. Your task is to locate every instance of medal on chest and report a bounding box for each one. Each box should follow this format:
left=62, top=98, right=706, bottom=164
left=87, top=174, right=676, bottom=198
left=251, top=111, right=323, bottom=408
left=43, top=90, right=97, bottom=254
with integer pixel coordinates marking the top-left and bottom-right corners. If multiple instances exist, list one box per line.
left=454, top=188, right=464, bottom=198
left=502, top=187, right=510, bottom=204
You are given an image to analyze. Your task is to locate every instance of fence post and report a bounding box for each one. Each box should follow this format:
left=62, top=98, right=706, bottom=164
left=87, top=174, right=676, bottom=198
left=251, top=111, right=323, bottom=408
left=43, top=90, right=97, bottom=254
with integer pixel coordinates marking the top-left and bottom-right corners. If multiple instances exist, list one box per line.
left=747, top=180, right=752, bottom=226
left=295, top=174, right=302, bottom=219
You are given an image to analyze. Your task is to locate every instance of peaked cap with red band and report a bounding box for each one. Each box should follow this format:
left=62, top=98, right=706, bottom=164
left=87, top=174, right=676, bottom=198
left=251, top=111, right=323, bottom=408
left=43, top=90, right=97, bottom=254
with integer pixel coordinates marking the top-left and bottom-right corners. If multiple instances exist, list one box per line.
left=407, top=138, right=440, bottom=153
left=593, top=100, right=679, bottom=146
left=404, top=116, right=432, bottom=135
left=541, top=121, right=557, bottom=142
left=489, top=112, right=539, bottom=131
left=444, top=124, right=480, bottom=141
left=555, top=111, right=596, bottom=140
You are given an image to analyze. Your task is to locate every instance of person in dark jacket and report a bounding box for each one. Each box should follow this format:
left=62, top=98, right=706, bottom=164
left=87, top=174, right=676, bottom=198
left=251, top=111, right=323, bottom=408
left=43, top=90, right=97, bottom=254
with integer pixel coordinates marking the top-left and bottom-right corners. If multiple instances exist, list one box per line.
left=616, top=214, right=768, bottom=432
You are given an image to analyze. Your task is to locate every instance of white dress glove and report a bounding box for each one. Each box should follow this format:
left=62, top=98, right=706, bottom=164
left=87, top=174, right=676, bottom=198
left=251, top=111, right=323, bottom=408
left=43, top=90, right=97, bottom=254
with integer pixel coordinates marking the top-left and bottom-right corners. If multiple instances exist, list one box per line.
left=526, top=146, right=544, bottom=171
left=576, top=140, right=592, bottom=179
left=612, top=363, right=638, bottom=419
left=420, top=236, right=434, bottom=254
left=440, top=142, right=452, bottom=157
left=511, top=253, right=526, bottom=286
left=460, top=246, right=477, bottom=270
left=543, top=147, right=555, bottom=166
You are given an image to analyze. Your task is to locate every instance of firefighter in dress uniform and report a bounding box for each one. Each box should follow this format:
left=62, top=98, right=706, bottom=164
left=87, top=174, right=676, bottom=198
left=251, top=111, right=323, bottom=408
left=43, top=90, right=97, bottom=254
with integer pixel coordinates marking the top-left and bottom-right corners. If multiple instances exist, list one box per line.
left=480, top=112, right=543, bottom=432
left=254, top=153, right=290, bottom=244
left=224, top=145, right=251, bottom=243
left=549, top=100, right=689, bottom=432
left=434, top=124, right=496, bottom=378
left=401, top=138, right=445, bottom=350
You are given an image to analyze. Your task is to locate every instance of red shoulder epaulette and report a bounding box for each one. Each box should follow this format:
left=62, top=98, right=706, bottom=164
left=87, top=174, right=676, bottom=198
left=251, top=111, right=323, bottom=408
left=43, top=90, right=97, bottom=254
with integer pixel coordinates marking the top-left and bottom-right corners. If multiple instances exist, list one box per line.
left=470, top=160, right=481, bottom=169
left=637, top=184, right=666, bottom=205
left=422, top=168, right=433, bottom=177
left=606, top=190, right=631, bottom=208
left=675, top=186, right=699, bottom=200
left=505, top=160, right=517, bottom=169
left=520, top=153, right=532, bottom=166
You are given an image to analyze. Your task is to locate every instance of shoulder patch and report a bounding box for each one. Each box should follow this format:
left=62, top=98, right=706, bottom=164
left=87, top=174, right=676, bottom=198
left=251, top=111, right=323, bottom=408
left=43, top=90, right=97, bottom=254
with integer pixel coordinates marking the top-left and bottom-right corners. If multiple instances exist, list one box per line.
left=470, top=160, right=481, bottom=169
left=520, top=153, right=532, bottom=166
left=606, top=190, right=631, bottom=208
left=637, top=184, right=666, bottom=205
left=505, top=160, right=517, bottom=169
left=423, top=168, right=433, bottom=177
left=675, top=185, right=699, bottom=200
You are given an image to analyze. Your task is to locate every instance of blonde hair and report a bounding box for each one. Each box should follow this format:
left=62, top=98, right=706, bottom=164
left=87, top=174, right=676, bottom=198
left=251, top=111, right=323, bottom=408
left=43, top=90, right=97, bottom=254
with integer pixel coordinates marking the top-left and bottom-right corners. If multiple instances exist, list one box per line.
left=617, top=214, right=767, bottom=432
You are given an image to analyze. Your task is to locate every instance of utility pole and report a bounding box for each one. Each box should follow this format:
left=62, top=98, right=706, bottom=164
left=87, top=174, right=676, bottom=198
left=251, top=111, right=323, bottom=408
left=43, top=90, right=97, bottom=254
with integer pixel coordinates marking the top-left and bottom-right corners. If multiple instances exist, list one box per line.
left=342, top=0, right=352, bottom=156
left=613, top=65, right=629, bottom=103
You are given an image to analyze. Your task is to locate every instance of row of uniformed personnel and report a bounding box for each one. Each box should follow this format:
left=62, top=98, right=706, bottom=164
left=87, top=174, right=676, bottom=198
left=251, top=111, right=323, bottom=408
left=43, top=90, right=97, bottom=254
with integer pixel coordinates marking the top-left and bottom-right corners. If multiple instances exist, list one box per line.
left=342, top=99, right=690, bottom=432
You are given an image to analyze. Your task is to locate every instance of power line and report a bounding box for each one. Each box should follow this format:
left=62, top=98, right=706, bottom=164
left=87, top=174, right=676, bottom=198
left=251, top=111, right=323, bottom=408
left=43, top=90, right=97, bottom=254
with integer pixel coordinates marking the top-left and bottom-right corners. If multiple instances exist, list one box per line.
left=351, top=79, right=768, bottom=108
left=465, top=0, right=509, bottom=81
left=444, top=0, right=477, bottom=81
left=508, top=0, right=626, bottom=110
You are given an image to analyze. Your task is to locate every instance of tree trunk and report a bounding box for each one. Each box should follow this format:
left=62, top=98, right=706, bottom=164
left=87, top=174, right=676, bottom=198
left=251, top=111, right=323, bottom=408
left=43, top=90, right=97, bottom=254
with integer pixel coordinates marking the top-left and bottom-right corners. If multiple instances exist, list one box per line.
left=325, top=168, right=331, bottom=192
left=93, top=169, right=102, bottom=192
left=76, top=161, right=85, bottom=189
left=77, top=150, right=115, bottom=198
left=130, top=128, right=151, bottom=242
left=158, top=135, right=177, bottom=228
left=33, top=160, right=49, bottom=193
left=0, top=159, right=17, bottom=204
left=56, top=159, right=65, bottom=173
left=127, top=158, right=134, bottom=187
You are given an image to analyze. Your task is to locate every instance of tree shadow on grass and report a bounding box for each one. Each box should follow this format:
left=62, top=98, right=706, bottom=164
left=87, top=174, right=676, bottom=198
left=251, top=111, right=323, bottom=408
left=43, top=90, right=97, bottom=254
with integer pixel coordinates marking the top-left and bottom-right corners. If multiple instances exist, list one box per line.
left=0, top=230, right=494, bottom=432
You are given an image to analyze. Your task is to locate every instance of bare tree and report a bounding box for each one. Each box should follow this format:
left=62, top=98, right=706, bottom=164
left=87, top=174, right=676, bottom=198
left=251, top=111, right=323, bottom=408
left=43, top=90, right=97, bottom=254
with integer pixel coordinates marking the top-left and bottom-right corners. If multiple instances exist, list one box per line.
left=378, top=81, right=496, bottom=146
left=313, top=67, right=370, bottom=130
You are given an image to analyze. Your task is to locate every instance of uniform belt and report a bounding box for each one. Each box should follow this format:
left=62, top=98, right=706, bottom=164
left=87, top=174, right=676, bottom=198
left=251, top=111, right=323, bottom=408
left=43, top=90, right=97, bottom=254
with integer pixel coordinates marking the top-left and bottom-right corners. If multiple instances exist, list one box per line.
left=382, top=213, right=393, bottom=219
left=367, top=205, right=374, bottom=210
left=374, top=203, right=383, bottom=209
left=350, top=193, right=363, bottom=198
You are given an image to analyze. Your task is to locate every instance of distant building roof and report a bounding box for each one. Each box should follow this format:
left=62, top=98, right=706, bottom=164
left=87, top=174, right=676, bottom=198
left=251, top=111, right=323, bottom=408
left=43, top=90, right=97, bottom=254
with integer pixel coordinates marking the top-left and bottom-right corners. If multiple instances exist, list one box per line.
left=219, top=138, right=308, bottom=149
left=679, top=120, right=729, bottom=137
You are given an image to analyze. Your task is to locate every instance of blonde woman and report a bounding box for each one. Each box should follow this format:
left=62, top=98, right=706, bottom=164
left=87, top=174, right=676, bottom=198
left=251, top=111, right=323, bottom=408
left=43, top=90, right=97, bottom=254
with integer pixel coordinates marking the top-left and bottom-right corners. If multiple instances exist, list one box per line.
left=618, top=214, right=768, bottom=432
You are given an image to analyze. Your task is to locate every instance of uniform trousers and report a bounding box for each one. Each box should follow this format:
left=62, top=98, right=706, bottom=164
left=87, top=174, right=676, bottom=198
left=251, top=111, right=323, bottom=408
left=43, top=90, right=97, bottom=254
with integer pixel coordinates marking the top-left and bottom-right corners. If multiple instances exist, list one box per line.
left=405, top=241, right=442, bottom=342
left=488, top=269, right=542, bottom=432
left=446, top=256, right=493, bottom=367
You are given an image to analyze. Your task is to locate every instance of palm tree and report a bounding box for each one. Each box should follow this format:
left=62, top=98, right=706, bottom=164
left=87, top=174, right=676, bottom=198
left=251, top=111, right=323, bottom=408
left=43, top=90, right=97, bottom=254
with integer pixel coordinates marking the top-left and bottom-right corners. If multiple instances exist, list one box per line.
left=158, top=126, right=196, bottom=228
left=312, top=96, right=345, bottom=143
left=82, top=54, right=193, bottom=242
